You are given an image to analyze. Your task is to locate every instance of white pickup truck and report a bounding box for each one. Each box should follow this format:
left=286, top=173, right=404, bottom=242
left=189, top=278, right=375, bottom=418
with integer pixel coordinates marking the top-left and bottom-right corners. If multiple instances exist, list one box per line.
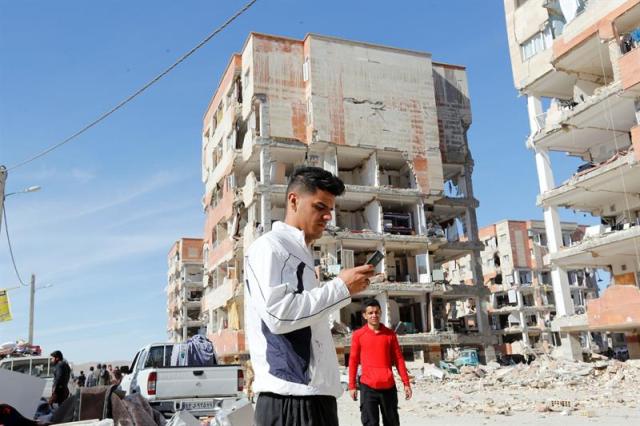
left=120, top=343, right=244, bottom=417
left=0, top=355, right=75, bottom=398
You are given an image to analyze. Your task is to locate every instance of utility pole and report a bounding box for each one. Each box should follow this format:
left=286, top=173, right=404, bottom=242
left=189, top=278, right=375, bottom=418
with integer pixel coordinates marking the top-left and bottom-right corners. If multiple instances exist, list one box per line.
left=29, top=274, right=35, bottom=344
left=0, top=165, right=7, bottom=232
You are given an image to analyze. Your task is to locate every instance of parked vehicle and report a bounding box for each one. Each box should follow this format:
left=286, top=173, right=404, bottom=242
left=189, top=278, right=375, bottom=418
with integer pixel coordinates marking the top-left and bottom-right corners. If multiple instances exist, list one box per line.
left=0, top=355, right=74, bottom=398
left=454, top=349, right=479, bottom=368
left=120, top=343, right=244, bottom=418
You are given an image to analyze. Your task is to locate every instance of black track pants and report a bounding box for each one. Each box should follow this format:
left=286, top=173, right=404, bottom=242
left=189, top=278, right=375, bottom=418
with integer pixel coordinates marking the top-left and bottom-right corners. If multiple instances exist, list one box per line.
left=255, top=392, right=339, bottom=426
left=359, top=383, right=399, bottom=426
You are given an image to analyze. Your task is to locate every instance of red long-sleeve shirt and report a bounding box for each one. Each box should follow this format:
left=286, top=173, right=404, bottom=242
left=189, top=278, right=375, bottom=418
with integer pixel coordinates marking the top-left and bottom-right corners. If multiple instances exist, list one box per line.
left=348, top=324, right=410, bottom=390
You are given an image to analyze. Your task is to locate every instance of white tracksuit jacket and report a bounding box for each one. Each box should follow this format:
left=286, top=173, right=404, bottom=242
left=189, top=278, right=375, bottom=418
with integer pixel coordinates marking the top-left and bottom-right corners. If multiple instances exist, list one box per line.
left=244, top=221, right=351, bottom=397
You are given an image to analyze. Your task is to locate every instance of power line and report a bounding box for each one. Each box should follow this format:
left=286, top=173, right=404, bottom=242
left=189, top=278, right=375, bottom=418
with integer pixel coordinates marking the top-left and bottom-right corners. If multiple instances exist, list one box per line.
left=2, top=208, right=28, bottom=287
left=7, top=0, right=259, bottom=172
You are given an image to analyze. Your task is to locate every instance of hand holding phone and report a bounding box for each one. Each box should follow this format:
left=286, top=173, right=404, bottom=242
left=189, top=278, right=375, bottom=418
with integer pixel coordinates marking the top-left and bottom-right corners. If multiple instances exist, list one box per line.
left=366, top=250, right=384, bottom=267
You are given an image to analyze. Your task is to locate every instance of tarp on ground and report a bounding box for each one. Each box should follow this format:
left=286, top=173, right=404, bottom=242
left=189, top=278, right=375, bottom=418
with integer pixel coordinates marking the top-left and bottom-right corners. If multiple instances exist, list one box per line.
left=0, top=368, right=46, bottom=418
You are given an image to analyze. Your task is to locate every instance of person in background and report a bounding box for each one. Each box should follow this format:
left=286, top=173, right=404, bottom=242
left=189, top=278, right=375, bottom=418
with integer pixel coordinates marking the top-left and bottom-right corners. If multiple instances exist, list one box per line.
left=77, top=370, right=86, bottom=387
left=99, top=364, right=111, bottom=386
left=349, top=299, right=412, bottom=426
left=49, top=350, right=71, bottom=406
left=85, top=366, right=95, bottom=387
left=111, top=367, right=123, bottom=386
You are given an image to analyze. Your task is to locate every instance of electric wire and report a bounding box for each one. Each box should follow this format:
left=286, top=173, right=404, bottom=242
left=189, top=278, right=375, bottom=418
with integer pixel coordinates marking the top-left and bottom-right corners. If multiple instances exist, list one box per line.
left=2, top=208, right=28, bottom=287
left=7, top=0, right=259, bottom=172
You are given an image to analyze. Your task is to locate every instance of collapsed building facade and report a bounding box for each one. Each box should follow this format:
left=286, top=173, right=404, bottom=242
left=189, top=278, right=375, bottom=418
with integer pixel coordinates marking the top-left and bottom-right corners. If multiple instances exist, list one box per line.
left=200, top=32, right=497, bottom=363
left=167, top=238, right=205, bottom=342
left=503, top=0, right=640, bottom=359
left=445, top=219, right=599, bottom=355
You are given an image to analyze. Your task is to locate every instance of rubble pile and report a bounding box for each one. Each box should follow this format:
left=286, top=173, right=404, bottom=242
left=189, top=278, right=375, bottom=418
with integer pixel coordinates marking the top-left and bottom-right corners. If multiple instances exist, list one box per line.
left=403, top=357, right=640, bottom=417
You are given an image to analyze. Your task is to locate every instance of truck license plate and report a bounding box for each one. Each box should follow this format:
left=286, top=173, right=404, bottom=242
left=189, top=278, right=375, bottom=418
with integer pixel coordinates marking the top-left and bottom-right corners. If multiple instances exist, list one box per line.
left=182, top=400, right=217, bottom=411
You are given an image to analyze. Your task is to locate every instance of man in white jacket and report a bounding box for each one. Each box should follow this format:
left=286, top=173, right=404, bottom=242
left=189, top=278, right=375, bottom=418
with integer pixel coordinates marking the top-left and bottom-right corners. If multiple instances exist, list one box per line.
left=245, top=166, right=375, bottom=426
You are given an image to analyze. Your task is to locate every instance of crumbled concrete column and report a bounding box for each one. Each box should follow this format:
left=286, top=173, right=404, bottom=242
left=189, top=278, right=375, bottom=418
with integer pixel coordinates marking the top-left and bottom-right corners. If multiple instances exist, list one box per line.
left=482, top=345, right=497, bottom=364
left=259, top=147, right=272, bottom=232
left=558, top=332, right=583, bottom=361
left=428, top=294, right=435, bottom=332
left=528, top=96, right=575, bottom=318
left=425, top=344, right=442, bottom=364
left=516, top=290, right=531, bottom=346
left=625, top=332, right=640, bottom=359
left=420, top=293, right=428, bottom=332
left=608, top=38, right=623, bottom=83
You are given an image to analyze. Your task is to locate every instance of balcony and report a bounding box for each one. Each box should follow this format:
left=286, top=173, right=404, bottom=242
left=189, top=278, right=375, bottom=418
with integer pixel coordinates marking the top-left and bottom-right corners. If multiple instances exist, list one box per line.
left=202, top=278, right=237, bottom=311
left=207, top=238, right=235, bottom=271
left=550, top=224, right=640, bottom=268
left=539, top=149, right=640, bottom=215
left=531, top=81, right=637, bottom=155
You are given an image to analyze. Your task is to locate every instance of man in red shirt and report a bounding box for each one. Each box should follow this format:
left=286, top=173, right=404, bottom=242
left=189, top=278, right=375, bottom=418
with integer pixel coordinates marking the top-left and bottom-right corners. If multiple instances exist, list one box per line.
left=349, top=299, right=412, bottom=426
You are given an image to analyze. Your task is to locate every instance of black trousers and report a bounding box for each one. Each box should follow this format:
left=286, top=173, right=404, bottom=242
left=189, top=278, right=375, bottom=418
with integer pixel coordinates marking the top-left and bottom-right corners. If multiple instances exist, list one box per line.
left=359, top=384, right=399, bottom=426
left=255, top=392, right=338, bottom=426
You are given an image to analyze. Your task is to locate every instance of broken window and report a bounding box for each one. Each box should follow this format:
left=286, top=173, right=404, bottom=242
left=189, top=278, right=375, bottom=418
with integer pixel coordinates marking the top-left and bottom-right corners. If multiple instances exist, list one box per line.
left=253, top=101, right=261, bottom=137
left=382, top=212, right=413, bottom=235
left=391, top=296, right=424, bottom=333
left=385, top=250, right=418, bottom=282
left=518, top=270, right=532, bottom=285
left=235, top=76, right=242, bottom=104
left=235, top=119, right=247, bottom=150
left=380, top=165, right=413, bottom=189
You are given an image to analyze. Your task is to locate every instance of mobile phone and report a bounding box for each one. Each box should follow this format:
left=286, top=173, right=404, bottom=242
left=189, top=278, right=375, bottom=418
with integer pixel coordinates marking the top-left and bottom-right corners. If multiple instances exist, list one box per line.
left=366, top=250, right=384, bottom=267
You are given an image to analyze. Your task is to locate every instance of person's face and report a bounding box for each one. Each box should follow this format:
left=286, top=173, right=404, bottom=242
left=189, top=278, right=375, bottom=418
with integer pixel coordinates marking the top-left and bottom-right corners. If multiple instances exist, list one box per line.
left=288, top=189, right=335, bottom=241
left=363, top=306, right=381, bottom=327
left=50, top=357, right=58, bottom=365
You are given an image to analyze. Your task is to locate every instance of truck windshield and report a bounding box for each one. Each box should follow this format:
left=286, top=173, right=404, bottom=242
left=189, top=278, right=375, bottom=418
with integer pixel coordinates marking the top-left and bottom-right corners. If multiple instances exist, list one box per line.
left=31, top=358, right=52, bottom=378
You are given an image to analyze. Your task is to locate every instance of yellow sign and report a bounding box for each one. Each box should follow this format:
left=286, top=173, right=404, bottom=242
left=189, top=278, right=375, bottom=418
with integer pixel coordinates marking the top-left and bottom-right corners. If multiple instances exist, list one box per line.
left=0, top=289, right=12, bottom=322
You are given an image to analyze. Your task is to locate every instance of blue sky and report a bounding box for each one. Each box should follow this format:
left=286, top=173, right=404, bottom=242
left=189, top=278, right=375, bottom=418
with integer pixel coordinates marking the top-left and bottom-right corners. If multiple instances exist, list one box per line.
left=0, top=0, right=595, bottom=363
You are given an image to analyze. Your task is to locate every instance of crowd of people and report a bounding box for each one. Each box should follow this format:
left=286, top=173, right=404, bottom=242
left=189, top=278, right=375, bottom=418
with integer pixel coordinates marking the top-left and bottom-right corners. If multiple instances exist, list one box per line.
left=74, top=363, right=124, bottom=388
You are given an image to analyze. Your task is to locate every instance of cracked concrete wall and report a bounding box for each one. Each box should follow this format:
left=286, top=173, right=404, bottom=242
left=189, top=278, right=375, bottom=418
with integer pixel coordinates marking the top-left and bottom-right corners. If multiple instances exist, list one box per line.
left=305, top=35, right=443, bottom=195
left=432, top=63, right=472, bottom=164
left=245, top=34, right=308, bottom=143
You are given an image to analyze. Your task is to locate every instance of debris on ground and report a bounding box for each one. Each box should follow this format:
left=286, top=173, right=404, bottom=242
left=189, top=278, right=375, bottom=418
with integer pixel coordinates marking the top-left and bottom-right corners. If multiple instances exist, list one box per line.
left=399, top=356, right=640, bottom=416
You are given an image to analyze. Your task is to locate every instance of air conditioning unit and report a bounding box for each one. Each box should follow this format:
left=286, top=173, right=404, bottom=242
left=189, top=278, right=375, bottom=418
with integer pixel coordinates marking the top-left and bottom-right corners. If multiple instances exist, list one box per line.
left=432, top=268, right=444, bottom=281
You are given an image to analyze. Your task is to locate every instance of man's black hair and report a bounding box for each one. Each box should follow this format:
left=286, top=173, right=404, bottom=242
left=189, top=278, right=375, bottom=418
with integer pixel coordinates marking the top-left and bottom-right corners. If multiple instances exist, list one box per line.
left=362, top=298, right=381, bottom=311
left=50, top=350, right=63, bottom=360
left=286, top=166, right=345, bottom=197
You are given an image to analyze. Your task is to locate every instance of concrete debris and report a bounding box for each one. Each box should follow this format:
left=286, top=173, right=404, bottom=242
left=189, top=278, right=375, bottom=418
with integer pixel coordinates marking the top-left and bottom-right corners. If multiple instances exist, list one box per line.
left=423, top=364, right=445, bottom=380
left=401, top=356, right=640, bottom=417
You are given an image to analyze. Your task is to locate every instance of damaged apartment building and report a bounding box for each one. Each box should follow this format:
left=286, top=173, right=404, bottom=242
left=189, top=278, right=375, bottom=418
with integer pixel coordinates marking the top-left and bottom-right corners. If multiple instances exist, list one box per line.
left=200, top=32, right=497, bottom=363
left=167, top=238, right=205, bottom=342
left=445, top=219, right=599, bottom=356
left=503, top=0, right=640, bottom=360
